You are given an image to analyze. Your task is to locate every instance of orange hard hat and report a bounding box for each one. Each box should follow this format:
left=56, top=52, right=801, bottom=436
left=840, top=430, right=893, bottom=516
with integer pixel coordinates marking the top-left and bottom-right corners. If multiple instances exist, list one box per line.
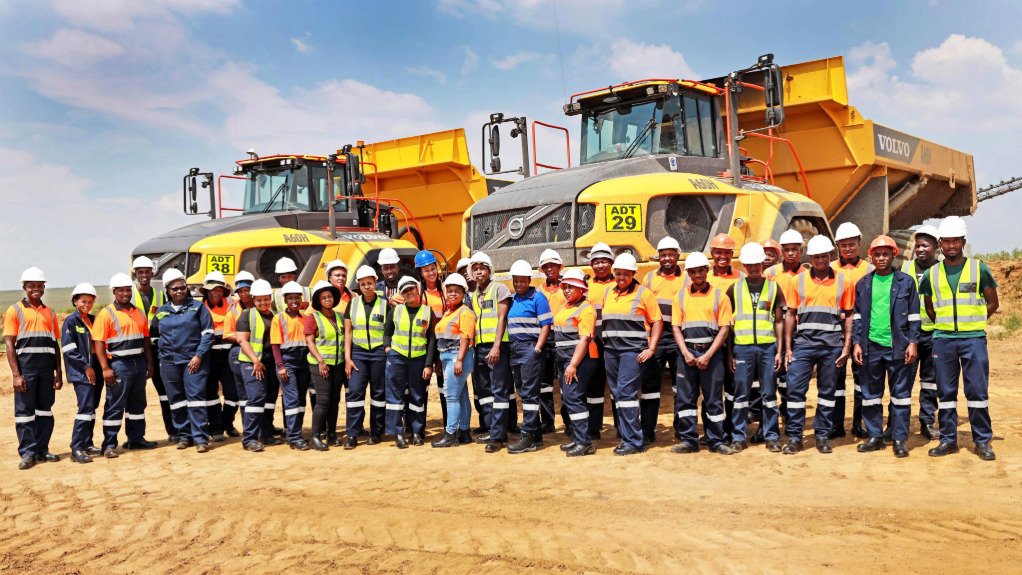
left=868, top=235, right=900, bottom=257
left=761, top=239, right=782, bottom=254
left=709, top=233, right=735, bottom=250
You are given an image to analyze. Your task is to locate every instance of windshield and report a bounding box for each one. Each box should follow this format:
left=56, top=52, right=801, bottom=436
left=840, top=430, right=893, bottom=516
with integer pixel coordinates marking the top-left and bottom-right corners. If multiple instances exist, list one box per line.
left=580, top=92, right=717, bottom=165
left=243, top=165, right=313, bottom=213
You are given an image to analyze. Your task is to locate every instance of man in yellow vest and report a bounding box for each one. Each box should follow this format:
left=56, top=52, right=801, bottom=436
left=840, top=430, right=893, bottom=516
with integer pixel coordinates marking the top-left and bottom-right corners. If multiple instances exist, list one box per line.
left=920, top=217, right=999, bottom=461
left=470, top=252, right=514, bottom=453
left=901, top=225, right=941, bottom=440
left=130, top=256, right=174, bottom=443
left=726, top=244, right=785, bottom=452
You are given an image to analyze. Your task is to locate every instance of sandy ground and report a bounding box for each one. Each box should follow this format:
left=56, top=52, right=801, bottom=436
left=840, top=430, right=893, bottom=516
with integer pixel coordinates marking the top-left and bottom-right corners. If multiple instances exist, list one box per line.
left=0, top=269, right=1020, bottom=573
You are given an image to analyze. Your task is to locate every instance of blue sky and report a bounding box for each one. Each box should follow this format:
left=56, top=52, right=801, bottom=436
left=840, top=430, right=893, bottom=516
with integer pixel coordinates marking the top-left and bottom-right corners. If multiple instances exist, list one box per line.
left=2, top=0, right=1021, bottom=288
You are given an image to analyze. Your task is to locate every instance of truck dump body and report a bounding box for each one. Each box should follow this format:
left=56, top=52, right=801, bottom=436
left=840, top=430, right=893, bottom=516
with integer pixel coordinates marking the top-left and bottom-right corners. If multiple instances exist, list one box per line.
left=724, top=56, right=976, bottom=242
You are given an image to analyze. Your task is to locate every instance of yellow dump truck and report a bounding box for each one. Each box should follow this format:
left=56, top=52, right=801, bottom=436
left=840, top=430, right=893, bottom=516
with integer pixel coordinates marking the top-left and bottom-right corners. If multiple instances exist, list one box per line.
left=133, top=129, right=490, bottom=287
left=464, top=55, right=975, bottom=275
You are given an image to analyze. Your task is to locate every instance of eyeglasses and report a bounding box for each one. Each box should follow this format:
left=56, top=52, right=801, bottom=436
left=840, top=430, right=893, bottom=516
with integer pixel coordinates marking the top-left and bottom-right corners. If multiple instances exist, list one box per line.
left=168, top=285, right=189, bottom=292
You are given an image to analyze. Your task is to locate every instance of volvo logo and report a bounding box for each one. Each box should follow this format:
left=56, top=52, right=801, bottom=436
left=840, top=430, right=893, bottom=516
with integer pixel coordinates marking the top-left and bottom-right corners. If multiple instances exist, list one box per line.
left=508, top=216, right=525, bottom=239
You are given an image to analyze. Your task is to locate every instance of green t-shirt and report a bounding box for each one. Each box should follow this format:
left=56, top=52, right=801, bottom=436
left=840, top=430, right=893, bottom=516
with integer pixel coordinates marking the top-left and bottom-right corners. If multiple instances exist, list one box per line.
left=918, top=259, right=998, bottom=339
left=868, top=272, right=894, bottom=347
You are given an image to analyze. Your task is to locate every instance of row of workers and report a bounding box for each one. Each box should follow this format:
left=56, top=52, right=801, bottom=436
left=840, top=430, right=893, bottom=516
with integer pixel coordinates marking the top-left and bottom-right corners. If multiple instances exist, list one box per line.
left=5, top=216, right=998, bottom=467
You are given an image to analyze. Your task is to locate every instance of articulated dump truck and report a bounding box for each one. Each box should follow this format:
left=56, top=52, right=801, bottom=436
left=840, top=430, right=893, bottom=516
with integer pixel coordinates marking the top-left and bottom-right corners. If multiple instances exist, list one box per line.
left=133, top=129, right=490, bottom=288
left=464, top=55, right=975, bottom=276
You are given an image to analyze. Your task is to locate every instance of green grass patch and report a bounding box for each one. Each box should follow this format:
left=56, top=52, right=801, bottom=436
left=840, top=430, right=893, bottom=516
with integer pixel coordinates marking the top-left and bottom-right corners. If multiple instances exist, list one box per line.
left=975, top=248, right=1022, bottom=261
left=0, top=287, right=113, bottom=315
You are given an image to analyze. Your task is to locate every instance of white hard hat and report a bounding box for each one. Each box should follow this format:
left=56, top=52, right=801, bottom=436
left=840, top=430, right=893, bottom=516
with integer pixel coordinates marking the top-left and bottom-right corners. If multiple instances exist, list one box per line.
left=275, top=257, right=298, bottom=274
left=71, top=282, right=97, bottom=297
left=19, top=267, right=46, bottom=283
left=589, top=242, right=614, bottom=262
left=538, top=249, right=562, bottom=267
left=913, top=225, right=940, bottom=242
left=109, top=273, right=133, bottom=289
left=937, top=216, right=967, bottom=239
left=443, top=273, right=469, bottom=290
left=739, top=242, right=766, bottom=265
left=377, top=248, right=400, bottom=265
left=656, top=237, right=681, bottom=252
left=131, top=256, right=155, bottom=270
left=397, top=276, right=420, bottom=293
left=560, top=268, right=588, bottom=291
left=325, top=259, right=347, bottom=273
left=456, top=257, right=472, bottom=271
left=234, top=271, right=256, bottom=283
left=470, top=252, right=493, bottom=269
left=806, top=235, right=835, bottom=256
left=778, top=229, right=804, bottom=245
left=162, top=269, right=186, bottom=286
left=684, top=252, right=711, bottom=270
left=250, top=279, right=273, bottom=297
left=833, top=222, right=862, bottom=242
left=280, top=281, right=305, bottom=296
left=612, top=253, right=638, bottom=272
left=355, top=265, right=377, bottom=281
left=203, top=270, right=226, bottom=284
left=509, top=259, right=533, bottom=277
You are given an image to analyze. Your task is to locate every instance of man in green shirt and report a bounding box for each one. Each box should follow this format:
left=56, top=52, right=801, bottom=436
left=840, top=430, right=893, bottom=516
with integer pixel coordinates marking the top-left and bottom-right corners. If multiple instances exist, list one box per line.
left=851, top=236, right=920, bottom=458
left=919, top=216, right=999, bottom=461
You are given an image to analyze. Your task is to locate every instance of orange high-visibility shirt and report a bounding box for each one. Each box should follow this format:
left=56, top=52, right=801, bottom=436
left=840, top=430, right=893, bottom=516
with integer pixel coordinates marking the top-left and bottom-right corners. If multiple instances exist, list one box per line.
left=435, top=304, right=476, bottom=352
left=3, top=300, right=60, bottom=366
left=540, top=282, right=566, bottom=316
left=271, top=311, right=307, bottom=352
left=671, top=284, right=733, bottom=345
left=424, top=286, right=446, bottom=318
left=707, top=267, right=743, bottom=292
left=222, top=304, right=247, bottom=340
left=600, top=282, right=661, bottom=352
left=832, top=258, right=874, bottom=288
left=91, top=303, right=148, bottom=360
left=642, top=269, right=683, bottom=327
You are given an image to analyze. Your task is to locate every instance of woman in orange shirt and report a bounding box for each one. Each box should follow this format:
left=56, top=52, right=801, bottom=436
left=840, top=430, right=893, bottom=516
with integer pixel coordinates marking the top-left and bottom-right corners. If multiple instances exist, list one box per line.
left=416, top=250, right=448, bottom=432
left=431, top=274, right=477, bottom=448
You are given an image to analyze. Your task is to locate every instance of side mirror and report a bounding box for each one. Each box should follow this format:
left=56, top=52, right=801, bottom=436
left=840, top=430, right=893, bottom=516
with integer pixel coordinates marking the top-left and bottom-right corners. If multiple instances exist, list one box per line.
left=763, top=66, right=785, bottom=128
left=489, top=124, right=501, bottom=158
left=346, top=152, right=362, bottom=196
left=182, top=168, right=215, bottom=219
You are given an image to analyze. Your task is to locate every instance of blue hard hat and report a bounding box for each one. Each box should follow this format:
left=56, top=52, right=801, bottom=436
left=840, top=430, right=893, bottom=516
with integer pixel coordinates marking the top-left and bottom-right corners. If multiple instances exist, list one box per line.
left=414, top=250, right=437, bottom=268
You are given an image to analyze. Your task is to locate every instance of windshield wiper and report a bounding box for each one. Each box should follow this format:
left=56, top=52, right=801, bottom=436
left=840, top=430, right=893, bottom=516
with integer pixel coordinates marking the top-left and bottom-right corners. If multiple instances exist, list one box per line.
left=621, top=117, right=656, bottom=159
left=261, top=180, right=290, bottom=213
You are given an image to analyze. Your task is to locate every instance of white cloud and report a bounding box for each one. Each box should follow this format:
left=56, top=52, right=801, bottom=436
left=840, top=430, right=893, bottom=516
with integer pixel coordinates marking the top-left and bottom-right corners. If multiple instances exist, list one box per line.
left=606, top=39, right=696, bottom=80
left=438, top=0, right=633, bottom=33
left=23, top=28, right=124, bottom=66
left=407, top=65, right=448, bottom=84
left=291, top=37, right=312, bottom=54
left=493, top=51, right=540, bottom=70
left=461, top=46, right=479, bottom=77
left=0, top=147, right=186, bottom=290
left=50, top=0, right=238, bottom=32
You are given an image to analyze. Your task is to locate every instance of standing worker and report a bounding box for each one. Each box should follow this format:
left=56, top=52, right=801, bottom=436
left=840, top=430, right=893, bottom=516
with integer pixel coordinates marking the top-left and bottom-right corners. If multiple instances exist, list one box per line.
left=921, top=216, right=999, bottom=461
left=150, top=269, right=215, bottom=452
left=600, top=253, right=663, bottom=456
left=223, top=271, right=255, bottom=444
left=537, top=249, right=565, bottom=434
left=63, top=283, right=104, bottom=464
left=201, top=271, right=238, bottom=440
left=416, top=250, right=448, bottom=431
left=726, top=244, right=785, bottom=452
left=505, top=260, right=553, bottom=454
left=431, top=274, right=476, bottom=447
left=376, top=248, right=403, bottom=303
left=272, top=257, right=311, bottom=313
left=344, top=266, right=389, bottom=448
left=92, top=272, right=156, bottom=458
left=761, top=239, right=781, bottom=269
left=130, top=256, right=174, bottom=444
left=707, top=234, right=742, bottom=442
left=782, top=236, right=854, bottom=455
left=851, top=236, right=919, bottom=458
left=831, top=222, right=874, bottom=438
left=271, top=281, right=312, bottom=451
left=305, top=280, right=345, bottom=451
left=235, top=279, right=283, bottom=452
left=671, top=253, right=734, bottom=455
left=901, top=226, right=941, bottom=440
left=747, top=237, right=782, bottom=431
left=641, top=237, right=684, bottom=446
left=470, top=252, right=514, bottom=453
left=325, top=260, right=353, bottom=312
left=552, top=269, right=599, bottom=457
left=585, top=242, right=618, bottom=439
left=383, top=277, right=436, bottom=448
left=4, top=267, right=63, bottom=469
left=765, top=229, right=807, bottom=427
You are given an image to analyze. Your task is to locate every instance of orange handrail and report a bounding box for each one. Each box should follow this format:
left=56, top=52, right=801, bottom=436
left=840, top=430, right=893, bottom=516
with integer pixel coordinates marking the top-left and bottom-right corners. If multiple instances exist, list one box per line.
left=217, top=174, right=246, bottom=218
left=531, top=120, right=571, bottom=172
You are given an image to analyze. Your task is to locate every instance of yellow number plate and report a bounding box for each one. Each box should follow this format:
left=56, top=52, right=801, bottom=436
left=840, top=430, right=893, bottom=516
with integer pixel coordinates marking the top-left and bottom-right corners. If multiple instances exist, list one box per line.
left=604, top=204, right=643, bottom=232
left=206, top=254, right=236, bottom=275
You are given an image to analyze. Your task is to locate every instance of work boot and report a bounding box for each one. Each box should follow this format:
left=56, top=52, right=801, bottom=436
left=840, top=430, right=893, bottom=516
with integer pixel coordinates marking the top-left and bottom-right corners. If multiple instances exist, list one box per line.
left=225, top=426, right=241, bottom=438
left=262, top=436, right=283, bottom=446
left=928, top=442, right=959, bottom=457
left=541, top=422, right=555, bottom=434
left=176, top=438, right=193, bottom=450
left=411, top=434, right=424, bottom=446
left=289, top=439, right=311, bottom=451
left=458, top=430, right=473, bottom=444
left=103, top=448, right=119, bottom=459
left=18, top=455, right=36, bottom=470
left=244, top=441, right=264, bottom=452
left=124, top=439, right=158, bottom=450
left=566, top=443, right=596, bottom=457
left=730, top=441, right=749, bottom=453
left=782, top=439, right=802, bottom=455
left=975, top=442, right=996, bottom=461
left=343, top=436, right=358, bottom=450
left=395, top=435, right=408, bottom=449
left=892, top=441, right=909, bottom=458
left=84, top=446, right=102, bottom=456
left=613, top=444, right=643, bottom=456
left=750, top=427, right=765, bottom=444
left=367, top=435, right=382, bottom=445
left=815, top=438, right=833, bottom=454
left=209, top=432, right=226, bottom=443
left=507, top=433, right=538, bottom=454
left=671, top=442, right=699, bottom=454
left=431, top=432, right=460, bottom=448
left=273, top=426, right=285, bottom=437
left=195, top=443, right=209, bottom=453
left=920, top=423, right=939, bottom=441
left=710, top=443, right=736, bottom=455
left=310, top=434, right=329, bottom=451
left=484, top=440, right=505, bottom=453
left=856, top=437, right=886, bottom=453
left=474, top=433, right=492, bottom=444
left=37, top=453, right=60, bottom=463
left=71, top=449, right=93, bottom=464
left=560, top=441, right=576, bottom=452
left=766, top=440, right=783, bottom=453
left=328, top=434, right=342, bottom=447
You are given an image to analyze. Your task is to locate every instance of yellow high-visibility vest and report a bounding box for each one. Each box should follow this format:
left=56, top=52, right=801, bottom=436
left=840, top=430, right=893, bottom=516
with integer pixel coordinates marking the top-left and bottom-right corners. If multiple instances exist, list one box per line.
left=929, top=258, right=987, bottom=332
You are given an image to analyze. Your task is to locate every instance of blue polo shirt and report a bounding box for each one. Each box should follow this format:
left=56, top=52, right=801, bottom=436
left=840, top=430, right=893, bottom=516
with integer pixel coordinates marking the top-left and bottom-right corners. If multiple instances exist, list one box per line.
left=507, top=287, right=553, bottom=343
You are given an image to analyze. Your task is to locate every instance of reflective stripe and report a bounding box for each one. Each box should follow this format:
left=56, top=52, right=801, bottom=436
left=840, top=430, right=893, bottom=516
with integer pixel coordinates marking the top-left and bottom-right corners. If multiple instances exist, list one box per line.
left=920, top=382, right=937, bottom=391
left=385, top=403, right=403, bottom=411
left=852, top=314, right=862, bottom=321
left=890, top=397, right=912, bottom=406
left=223, top=400, right=238, bottom=407
left=724, top=393, right=734, bottom=402
left=938, top=401, right=957, bottom=409
left=861, top=398, right=882, bottom=406
left=264, top=403, right=275, bottom=410
left=763, top=400, right=777, bottom=408
left=212, top=343, right=232, bottom=350
left=284, top=407, right=304, bottom=416
left=787, top=401, right=806, bottom=409
left=797, top=322, right=842, bottom=332
left=170, top=400, right=188, bottom=410
left=522, top=403, right=540, bottom=411
left=245, top=406, right=265, bottom=413
left=586, top=397, right=605, bottom=405
left=478, top=396, right=494, bottom=405
left=616, top=400, right=640, bottom=408
left=640, top=392, right=660, bottom=399
left=183, top=400, right=203, bottom=408
left=109, top=348, right=144, bottom=357
left=370, top=399, right=386, bottom=408
left=568, top=411, right=589, bottom=420
left=18, top=347, right=56, bottom=354
left=907, top=314, right=921, bottom=322
left=407, top=403, right=425, bottom=413
left=601, top=330, right=648, bottom=339
left=706, top=412, right=726, bottom=422
left=14, top=415, right=36, bottom=423
left=817, top=398, right=836, bottom=407
left=677, top=409, right=698, bottom=418
left=125, top=413, right=145, bottom=420
left=158, top=395, right=169, bottom=401
left=61, top=343, right=77, bottom=353
left=75, top=414, right=95, bottom=421
left=492, top=401, right=511, bottom=409
left=205, top=399, right=220, bottom=407
left=967, top=400, right=989, bottom=408
left=834, top=389, right=846, bottom=397
left=732, top=401, right=749, bottom=409
left=102, top=419, right=121, bottom=426
left=854, top=385, right=862, bottom=392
